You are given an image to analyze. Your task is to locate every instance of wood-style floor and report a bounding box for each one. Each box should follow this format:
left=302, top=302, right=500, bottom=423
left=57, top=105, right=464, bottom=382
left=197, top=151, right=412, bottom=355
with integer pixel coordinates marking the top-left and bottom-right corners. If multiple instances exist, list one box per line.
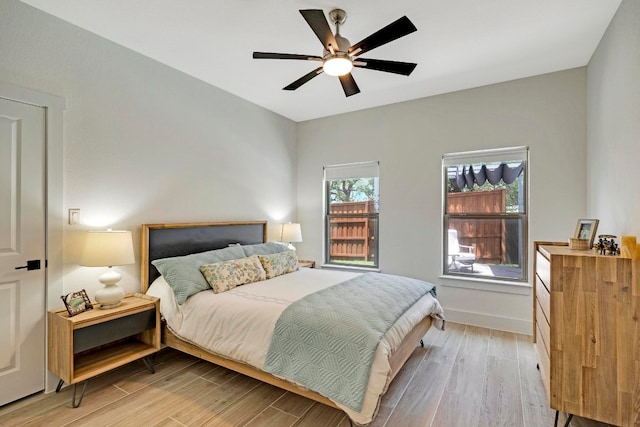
left=0, top=322, right=615, bottom=427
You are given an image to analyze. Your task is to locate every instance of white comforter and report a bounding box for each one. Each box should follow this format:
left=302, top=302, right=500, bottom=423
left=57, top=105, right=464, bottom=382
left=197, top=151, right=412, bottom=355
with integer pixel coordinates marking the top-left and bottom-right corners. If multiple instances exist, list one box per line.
left=147, top=268, right=443, bottom=425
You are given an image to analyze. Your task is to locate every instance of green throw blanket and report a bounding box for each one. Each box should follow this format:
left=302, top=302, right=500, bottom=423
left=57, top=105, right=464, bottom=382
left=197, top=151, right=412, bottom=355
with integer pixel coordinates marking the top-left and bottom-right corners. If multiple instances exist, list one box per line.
left=263, top=272, right=436, bottom=411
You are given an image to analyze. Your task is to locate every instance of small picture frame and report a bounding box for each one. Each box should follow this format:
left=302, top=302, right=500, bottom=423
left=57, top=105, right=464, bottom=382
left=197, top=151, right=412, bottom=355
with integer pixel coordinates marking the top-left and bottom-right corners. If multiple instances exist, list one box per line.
left=574, top=219, right=599, bottom=248
left=61, top=289, right=93, bottom=317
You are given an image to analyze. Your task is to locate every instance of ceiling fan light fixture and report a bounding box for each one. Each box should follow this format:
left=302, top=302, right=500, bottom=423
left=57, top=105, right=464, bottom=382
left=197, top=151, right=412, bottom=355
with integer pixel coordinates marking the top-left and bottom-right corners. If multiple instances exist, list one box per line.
left=323, top=55, right=353, bottom=76
left=253, top=8, right=417, bottom=96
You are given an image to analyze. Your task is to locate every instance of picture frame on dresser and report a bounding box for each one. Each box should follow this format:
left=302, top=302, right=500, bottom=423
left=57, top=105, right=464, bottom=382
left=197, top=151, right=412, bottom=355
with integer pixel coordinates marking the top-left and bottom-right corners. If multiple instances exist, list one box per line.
left=573, top=218, right=599, bottom=247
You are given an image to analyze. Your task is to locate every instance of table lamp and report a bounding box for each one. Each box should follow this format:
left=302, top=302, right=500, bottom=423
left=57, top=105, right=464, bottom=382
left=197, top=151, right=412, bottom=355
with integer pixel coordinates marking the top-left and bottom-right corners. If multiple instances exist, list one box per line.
left=79, top=230, right=135, bottom=309
left=280, top=223, right=303, bottom=249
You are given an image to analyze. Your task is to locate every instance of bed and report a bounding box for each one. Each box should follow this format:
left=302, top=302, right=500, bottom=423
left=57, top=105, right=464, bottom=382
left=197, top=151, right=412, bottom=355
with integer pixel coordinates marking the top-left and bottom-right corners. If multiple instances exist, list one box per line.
left=141, top=221, right=444, bottom=425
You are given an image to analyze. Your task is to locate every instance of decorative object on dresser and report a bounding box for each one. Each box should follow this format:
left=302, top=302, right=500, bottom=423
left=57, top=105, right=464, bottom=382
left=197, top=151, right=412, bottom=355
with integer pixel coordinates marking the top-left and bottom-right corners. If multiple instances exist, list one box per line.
left=567, top=237, right=590, bottom=250
left=533, top=241, right=639, bottom=427
left=595, top=234, right=619, bottom=255
left=79, top=229, right=135, bottom=308
left=48, top=293, right=160, bottom=408
left=280, top=222, right=303, bottom=249
left=572, top=218, right=599, bottom=248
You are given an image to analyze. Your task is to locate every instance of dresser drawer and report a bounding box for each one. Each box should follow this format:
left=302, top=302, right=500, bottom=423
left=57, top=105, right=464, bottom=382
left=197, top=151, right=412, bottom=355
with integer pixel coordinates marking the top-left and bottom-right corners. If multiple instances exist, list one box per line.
left=534, top=325, right=551, bottom=401
left=536, top=250, right=551, bottom=290
left=535, top=276, right=551, bottom=324
left=535, top=301, right=551, bottom=357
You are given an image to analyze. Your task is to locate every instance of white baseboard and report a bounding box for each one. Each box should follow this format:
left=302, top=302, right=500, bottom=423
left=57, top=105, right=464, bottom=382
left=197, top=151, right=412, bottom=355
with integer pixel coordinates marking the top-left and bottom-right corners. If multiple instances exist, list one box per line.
left=443, top=308, right=532, bottom=335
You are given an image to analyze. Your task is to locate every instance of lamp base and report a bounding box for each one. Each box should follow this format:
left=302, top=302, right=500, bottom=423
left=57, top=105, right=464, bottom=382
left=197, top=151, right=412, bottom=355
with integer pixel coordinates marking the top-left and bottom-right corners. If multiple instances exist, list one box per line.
left=95, top=268, right=125, bottom=309
left=97, top=300, right=122, bottom=310
left=95, top=283, right=125, bottom=309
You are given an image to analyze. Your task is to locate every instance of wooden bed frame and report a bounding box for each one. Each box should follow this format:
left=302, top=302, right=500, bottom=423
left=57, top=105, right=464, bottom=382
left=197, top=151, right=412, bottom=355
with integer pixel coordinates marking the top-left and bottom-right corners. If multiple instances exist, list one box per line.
left=140, top=221, right=433, bottom=412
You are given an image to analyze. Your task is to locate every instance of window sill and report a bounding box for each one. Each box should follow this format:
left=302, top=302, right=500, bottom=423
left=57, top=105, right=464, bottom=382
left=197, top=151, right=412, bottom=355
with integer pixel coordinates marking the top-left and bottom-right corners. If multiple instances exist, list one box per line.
left=439, top=274, right=531, bottom=295
left=321, top=264, right=380, bottom=273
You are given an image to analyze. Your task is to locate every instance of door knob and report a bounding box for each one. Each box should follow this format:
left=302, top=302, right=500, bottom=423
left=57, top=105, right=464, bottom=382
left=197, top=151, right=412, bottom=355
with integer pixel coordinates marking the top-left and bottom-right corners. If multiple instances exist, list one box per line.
left=15, top=260, right=41, bottom=271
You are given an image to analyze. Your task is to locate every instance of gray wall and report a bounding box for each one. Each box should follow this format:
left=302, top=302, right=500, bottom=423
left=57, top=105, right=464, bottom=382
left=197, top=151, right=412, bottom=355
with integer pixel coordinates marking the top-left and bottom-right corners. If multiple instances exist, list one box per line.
left=297, top=69, right=588, bottom=333
left=587, top=0, right=640, bottom=237
left=5, top=0, right=634, bottom=335
left=0, top=0, right=298, bottom=299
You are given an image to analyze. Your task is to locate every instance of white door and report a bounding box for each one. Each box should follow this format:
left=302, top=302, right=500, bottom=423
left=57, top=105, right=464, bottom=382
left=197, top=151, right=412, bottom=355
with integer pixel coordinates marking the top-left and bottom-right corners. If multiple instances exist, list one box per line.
left=0, top=97, right=46, bottom=406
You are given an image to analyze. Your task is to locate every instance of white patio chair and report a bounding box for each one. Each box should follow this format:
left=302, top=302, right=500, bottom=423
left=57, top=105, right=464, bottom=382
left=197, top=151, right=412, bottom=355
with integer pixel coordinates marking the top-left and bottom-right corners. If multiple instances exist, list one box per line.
left=448, top=229, right=476, bottom=271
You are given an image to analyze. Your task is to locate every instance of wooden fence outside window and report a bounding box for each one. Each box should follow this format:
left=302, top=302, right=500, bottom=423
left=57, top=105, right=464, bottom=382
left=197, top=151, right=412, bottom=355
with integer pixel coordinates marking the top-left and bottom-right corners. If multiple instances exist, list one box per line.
left=329, top=189, right=516, bottom=265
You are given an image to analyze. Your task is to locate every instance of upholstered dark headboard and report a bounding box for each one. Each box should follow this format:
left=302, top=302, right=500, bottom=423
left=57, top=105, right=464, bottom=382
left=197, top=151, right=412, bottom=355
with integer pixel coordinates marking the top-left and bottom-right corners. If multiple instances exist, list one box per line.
left=140, top=221, right=267, bottom=291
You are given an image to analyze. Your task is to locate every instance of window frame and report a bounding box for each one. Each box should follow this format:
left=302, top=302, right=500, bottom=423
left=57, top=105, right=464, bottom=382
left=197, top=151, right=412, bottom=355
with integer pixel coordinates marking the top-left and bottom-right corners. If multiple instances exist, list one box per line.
left=442, top=147, right=529, bottom=283
left=323, top=162, right=380, bottom=269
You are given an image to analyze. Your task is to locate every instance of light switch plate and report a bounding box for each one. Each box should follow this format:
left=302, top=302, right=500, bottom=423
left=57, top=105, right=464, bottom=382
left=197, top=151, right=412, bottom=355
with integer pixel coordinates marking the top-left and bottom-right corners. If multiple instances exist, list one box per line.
left=68, top=208, right=80, bottom=225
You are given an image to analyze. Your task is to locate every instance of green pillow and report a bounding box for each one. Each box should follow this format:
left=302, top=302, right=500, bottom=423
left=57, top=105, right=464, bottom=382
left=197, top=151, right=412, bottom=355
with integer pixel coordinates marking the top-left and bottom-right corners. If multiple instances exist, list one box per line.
left=152, top=245, right=245, bottom=304
left=241, top=242, right=289, bottom=256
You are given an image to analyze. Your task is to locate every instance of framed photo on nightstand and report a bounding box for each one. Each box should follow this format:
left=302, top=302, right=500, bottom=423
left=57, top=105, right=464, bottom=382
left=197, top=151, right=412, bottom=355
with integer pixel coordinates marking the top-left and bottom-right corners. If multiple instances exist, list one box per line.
left=61, top=289, right=93, bottom=317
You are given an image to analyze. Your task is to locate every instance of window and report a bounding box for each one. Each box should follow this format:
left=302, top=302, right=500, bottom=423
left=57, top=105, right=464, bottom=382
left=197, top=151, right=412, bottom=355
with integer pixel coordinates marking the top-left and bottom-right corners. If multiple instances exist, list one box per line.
left=324, top=162, right=379, bottom=268
left=443, top=147, right=528, bottom=282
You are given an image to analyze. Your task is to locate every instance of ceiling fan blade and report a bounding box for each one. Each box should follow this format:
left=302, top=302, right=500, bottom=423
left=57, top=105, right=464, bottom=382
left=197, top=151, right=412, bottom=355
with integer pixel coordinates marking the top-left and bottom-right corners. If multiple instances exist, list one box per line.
left=349, top=16, right=417, bottom=56
left=338, top=73, right=360, bottom=97
left=300, top=9, right=338, bottom=51
left=253, top=52, right=322, bottom=61
left=283, top=67, right=324, bottom=91
left=354, top=58, right=417, bottom=76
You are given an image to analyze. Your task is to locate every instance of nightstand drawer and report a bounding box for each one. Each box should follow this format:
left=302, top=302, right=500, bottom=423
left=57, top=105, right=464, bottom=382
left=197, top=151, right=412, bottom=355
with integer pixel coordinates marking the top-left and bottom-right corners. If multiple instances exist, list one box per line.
left=74, top=309, right=156, bottom=353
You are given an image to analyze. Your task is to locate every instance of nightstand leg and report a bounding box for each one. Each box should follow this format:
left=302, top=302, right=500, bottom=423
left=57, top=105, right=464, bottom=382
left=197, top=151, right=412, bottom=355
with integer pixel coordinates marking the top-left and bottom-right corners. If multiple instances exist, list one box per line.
left=71, top=381, right=88, bottom=408
left=55, top=379, right=64, bottom=393
left=142, top=356, right=155, bottom=374
left=564, top=414, right=573, bottom=427
left=553, top=410, right=573, bottom=427
left=420, top=339, right=424, bottom=348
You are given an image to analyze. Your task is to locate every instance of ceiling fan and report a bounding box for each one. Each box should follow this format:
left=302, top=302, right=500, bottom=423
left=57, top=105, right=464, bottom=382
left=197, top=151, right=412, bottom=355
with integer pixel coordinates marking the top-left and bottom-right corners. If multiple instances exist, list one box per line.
left=252, top=9, right=418, bottom=97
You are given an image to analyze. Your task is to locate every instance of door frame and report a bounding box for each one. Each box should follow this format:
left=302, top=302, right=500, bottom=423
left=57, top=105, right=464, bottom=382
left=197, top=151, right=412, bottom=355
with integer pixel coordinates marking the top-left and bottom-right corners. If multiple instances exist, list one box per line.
left=0, top=81, right=65, bottom=393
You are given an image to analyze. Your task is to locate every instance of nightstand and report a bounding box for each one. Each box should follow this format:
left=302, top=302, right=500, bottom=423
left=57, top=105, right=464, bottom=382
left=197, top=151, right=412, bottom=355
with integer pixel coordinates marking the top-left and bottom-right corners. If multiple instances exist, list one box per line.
left=47, top=293, right=160, bottom=407
left=298, top=259, right=316, bottom=268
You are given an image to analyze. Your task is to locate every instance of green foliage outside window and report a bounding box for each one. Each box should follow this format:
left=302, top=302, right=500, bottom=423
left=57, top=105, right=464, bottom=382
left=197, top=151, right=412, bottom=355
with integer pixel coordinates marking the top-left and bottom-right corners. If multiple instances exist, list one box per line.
left=329, top=178, right=375, bottom=202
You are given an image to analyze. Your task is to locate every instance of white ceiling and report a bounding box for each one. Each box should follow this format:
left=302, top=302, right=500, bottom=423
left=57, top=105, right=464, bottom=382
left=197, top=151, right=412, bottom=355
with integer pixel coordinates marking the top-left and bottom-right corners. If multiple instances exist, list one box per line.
left=21, top=0, right=621, bottom=122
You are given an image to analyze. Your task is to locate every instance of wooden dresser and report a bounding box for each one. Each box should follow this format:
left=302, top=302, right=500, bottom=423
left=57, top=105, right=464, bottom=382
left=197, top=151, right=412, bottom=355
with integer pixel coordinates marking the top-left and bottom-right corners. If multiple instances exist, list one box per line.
left=533, top=242, right=640, bottom=426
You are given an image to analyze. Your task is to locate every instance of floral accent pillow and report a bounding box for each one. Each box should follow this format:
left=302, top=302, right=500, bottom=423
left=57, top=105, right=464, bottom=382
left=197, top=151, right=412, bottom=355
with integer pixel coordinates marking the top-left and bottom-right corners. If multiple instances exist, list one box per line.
left=258, top=249, right=299, bottom=279
left=199, top=255, right=266, bottom=294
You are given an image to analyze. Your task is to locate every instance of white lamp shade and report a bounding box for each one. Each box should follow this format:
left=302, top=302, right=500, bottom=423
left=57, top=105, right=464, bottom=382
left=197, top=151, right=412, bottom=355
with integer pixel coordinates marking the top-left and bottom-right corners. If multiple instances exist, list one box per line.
left=281, top=223, right=303, bottom=243
left=80, top=230, right=135, bottom=267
